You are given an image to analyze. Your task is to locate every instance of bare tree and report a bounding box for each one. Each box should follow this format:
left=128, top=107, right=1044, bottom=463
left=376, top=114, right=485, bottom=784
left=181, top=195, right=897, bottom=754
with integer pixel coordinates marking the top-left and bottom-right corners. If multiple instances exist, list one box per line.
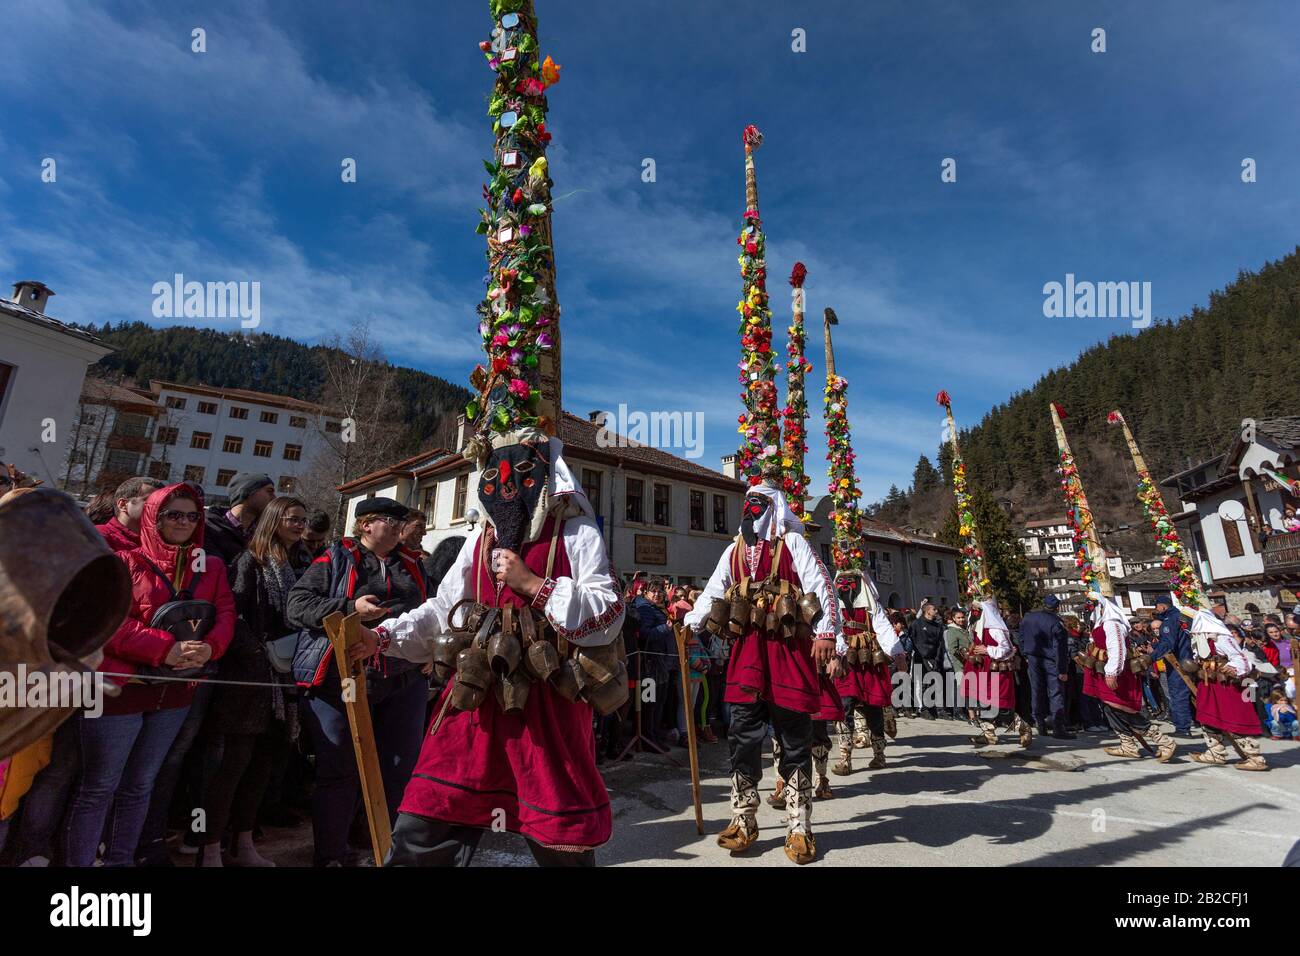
left=305, top=319, right=405, bottom=528
left=61, top=369, right=122, bottom=495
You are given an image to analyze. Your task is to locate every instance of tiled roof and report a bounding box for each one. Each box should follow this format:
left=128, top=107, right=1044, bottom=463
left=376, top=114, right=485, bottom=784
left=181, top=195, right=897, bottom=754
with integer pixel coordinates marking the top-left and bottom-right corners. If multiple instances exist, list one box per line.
left=0, top=296, right=108, bottom=349
left=1120, top=567, right=1177, bottom=587
left=148, top=379, right=342, bottom=417
left=82, top=379, right=157, bottom=408
left=337, top=447, right=451, bottom=493
left=1257, top=416, right=1300, bottom=450
left=557, top=413, right=741, bottom=487
left=805, top=495, right=959, bottom=553
left=1024, top=518, right=1068, bottom=529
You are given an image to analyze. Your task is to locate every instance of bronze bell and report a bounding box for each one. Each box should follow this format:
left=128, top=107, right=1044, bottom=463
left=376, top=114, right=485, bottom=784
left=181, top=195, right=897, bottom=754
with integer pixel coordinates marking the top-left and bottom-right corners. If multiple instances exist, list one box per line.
left=550, top=658, right=582, bottom=702
left=797, top=592, right=822, bottom=626
left=576, top=643, right=620, bottom=687
left=774, top=592, right=798, bottom=630
left=524, top=640, right=560, bottom=681
left=431, top=631, right=471, bottom=681
left=0, top=489, right=130, bottom=760
left=487, top=630, right=522, bottom=677
left=728, top=595, right=751, bottom=636
left=451, top=646, right=492, bottom=711
left=586, top=660, right=629, bottom=715
left=499, top=669, right=532, bottom=714
left=706, top=599, right=729, bottom=636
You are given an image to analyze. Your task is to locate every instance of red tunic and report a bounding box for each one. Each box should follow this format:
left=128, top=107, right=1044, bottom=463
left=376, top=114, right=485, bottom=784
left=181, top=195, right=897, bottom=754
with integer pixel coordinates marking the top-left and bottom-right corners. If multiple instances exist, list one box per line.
left=397, top=518, right=613, bottom=849
left=724, top=539, right=821, bottom=715
left=962, top=629, right=1015, bottom=711
left=1083, top=624, right=1143, bottom=711
left=833, top=606, right=894, bottom=707
left=1195, top=639, right=1261, bottom=737
left=813, top=672, right=845, bottom=721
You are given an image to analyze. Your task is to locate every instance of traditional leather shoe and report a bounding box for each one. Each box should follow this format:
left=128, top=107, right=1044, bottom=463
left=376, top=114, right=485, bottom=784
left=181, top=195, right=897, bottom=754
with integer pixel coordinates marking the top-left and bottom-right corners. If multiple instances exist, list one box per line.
left=1018, top=723, right=1033, bottom=749
left=716, top=821, right=757, bottom=853
left=813, top=777, right=834, bottom=800
left=766, top=785, right=787, bottom=810
left=1104, top=745, right=1141, bottom=759
left=1188, top=751, right=1226, bottom=765
left=1234, top=757, right=1269, bottom=772
left=883, top=708, right=898, bottom=739
left=784, top=832, right=816, bottom=865
left=1156, top=740, right=1177, bottom=763
left=831, top=758, right=852, bottom=776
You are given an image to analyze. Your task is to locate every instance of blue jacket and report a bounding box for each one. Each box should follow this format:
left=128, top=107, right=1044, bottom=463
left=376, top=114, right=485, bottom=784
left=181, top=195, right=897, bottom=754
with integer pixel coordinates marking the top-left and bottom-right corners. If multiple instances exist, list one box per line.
left=1150, top=605, right=1191, bottom=662
left=1019, top=609, right=1069, bottom=669
left=631, top=596, right=674, bottom=683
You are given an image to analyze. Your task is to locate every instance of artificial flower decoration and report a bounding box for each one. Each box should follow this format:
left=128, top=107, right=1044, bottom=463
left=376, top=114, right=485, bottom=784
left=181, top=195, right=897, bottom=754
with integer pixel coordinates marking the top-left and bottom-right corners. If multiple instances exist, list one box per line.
left=465, top=0, right=561, bottom=450
left=780, top=261, right=812, bottom=520
left=937, top=390, right=987, bottom=602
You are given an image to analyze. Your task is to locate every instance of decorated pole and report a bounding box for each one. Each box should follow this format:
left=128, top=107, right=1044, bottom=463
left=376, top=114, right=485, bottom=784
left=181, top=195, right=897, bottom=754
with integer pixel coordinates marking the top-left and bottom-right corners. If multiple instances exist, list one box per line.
left=1050, top=403, right=1113, bottom=601
left=1107, top=409, right=1206, bottom=609
left=465, top=0, right=563, bottom=453
left=735, top=125, right=781, bottom=485
left=823, top=308, right=865, bottom=572
left=936, top=391, right=990, bottom=603
left=781, top=263, right=812, bottom=522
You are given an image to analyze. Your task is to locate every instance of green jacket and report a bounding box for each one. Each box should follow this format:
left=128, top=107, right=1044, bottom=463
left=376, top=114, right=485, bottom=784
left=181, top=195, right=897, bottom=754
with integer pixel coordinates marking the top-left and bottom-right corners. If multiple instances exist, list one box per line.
left=944, top=624, right=972, bottom=669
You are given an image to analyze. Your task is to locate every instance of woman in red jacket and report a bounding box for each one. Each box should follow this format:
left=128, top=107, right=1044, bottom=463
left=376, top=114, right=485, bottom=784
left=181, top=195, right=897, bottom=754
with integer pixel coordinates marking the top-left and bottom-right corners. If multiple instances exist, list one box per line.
left=62, top=482, right=234, bottom=866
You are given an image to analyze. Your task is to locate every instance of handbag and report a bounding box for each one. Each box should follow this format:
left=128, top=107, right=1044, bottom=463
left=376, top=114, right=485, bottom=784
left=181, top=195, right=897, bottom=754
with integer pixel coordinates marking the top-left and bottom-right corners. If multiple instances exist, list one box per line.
left=134, top=556, right=219, bottom=680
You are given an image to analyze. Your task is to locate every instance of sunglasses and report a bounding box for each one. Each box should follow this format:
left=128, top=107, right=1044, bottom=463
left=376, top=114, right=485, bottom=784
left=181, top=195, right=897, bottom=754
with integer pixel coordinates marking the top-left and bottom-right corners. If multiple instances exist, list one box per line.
left=160, top=509, right=200, bottom=524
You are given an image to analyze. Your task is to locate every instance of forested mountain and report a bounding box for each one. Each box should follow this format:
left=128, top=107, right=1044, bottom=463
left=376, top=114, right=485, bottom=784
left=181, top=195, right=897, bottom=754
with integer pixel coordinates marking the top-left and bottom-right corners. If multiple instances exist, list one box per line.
left=870, top=248, right=1300, bottom=537
left=78, top=322, right=472, bottom=458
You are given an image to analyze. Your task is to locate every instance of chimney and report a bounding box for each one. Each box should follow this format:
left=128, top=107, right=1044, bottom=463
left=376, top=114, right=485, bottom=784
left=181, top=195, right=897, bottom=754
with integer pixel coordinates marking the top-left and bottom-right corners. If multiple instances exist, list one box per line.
left=588, top=410, right=606, bottom=425
left=11, top=281, right=55, bottom=314
left=455, top=414, right=466, bottom=452
left=721, top=453, right=738, bottom=479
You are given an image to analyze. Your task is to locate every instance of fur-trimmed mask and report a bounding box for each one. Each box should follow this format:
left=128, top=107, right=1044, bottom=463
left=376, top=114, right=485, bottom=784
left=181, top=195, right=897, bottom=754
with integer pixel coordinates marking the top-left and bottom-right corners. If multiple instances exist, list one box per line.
left=479, top=436, right=551, bottom=552
left=740, top=492, right=771, bottom=547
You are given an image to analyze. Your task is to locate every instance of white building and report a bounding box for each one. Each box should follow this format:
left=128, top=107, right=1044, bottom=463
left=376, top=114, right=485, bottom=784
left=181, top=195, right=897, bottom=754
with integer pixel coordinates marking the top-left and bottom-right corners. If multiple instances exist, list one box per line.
left=60, top=378, right=163, bottom=495
left=0, top=281, right=112, bottom=485
left=803, top=496, right=962, bottom=610
left=1160, top=416, right=1300, bottom=614
left=1018, top=518, right=1074, bottom=559
left=145, top=380, right=343, bottom=506
left=338, top=412, right=747, bottom=586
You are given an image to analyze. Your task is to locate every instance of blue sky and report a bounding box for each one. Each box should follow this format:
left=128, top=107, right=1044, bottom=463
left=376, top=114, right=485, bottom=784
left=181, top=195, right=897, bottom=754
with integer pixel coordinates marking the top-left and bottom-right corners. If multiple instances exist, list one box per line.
left=2, top=0, right=1297, bottom=502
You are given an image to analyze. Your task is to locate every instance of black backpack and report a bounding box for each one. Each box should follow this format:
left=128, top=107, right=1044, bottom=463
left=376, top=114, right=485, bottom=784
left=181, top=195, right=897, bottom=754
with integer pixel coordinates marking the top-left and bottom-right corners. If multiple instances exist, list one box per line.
left=135, top=556, right=219, bottom=679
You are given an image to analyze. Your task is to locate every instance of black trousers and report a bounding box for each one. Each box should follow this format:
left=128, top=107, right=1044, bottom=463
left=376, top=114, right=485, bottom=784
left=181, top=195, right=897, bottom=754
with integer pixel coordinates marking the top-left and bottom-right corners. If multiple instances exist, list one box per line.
left=1102, top=702, right=1152, bottom=738
left=730, top=700, right=812, bottom=782
left=385, top=812, right=595, bottom=867
left=839, top=697, right=885, bottom=736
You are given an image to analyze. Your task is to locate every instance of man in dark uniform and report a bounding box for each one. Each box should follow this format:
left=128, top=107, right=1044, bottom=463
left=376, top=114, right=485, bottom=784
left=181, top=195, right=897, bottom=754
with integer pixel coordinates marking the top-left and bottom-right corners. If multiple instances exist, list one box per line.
left=1018, top=595, right=1073, bottom=739
left=1149, top=593, right=1194, bottom=737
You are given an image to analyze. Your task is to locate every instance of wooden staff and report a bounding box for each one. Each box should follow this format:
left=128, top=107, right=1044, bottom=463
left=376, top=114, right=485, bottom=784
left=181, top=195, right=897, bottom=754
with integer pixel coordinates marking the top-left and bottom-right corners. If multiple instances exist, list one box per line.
left=675, top=626, right=704, bottom=835
left=1108, top=409, right=1207, bottom=609
left=323, top=611, right=392, bottom=865
left=1050, top=402, right=1114, bottom=599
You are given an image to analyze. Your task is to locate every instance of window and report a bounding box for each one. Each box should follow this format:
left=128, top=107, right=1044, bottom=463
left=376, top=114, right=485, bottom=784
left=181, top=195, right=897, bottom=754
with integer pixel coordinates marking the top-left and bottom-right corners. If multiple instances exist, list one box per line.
left=259, top=411, right=278, bottom=424
left=325, top=421, right=342, bottom=434
left=936, top=559, right=945, bottom=579
left=422, top=486, right=438, bottom=524
left=0, top=362, right=12, bottom=409
left=712, top=494, right=727, bottom=534
left=216, top=469, right=236, bottom=487
left=283, top=444, right=302, bottom=461
left=626, top=478, right=644, bottom=523
left=453, top=474, right=469, bottom=519
left=253, top=439, right=273, bottom=458
left=868, top=549, right=878, bottom=572
left=222, top=435, right=243, bottom=454
left=290, top=416, right=307, bottom=429
left=156, top=426, right=178, bottom=445
left=191, top=431, right=212, bottom=450
left=652, top=484, right=671, bottom=526
left=197, top=401, right=218, bottom=415
left=113, top=413, right=153, bottom=438
left=105, top=450, right=141, bottom=474
left=278, top=476, right=296, bottom=493
left=582, top=469, right=602, bottom=517
left=1221, top=516, right=1245, bottom=558
left=689, top=490, right=705, bottom=531
left=165, top=396, right=187, bottom=410
left=147, top=460, right=171, bottom=480
left=183, top=465, right=205, bottom=484
left=68, top=448, right=88, bottom=464
left=229, top=406, right=249, bottom=420
left=922, top=557, right=931, bottom=576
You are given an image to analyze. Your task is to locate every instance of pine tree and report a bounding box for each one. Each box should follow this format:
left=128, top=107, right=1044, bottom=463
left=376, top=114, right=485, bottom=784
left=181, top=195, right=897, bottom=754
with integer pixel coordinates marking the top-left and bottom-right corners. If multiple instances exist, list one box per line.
left=939, top=484, right=1038, bottom=612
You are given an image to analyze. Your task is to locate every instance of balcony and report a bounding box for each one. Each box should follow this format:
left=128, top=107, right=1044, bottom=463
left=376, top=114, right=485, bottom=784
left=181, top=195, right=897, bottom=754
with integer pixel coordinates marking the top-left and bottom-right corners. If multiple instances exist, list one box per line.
left=1262, top=531, right=1300, bottom=577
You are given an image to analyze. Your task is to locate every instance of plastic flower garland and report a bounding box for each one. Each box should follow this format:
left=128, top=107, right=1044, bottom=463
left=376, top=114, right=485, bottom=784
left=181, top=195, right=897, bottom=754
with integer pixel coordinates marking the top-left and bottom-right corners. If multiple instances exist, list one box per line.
left=1107, top=411, right=1202, bottom=608
left=936, top=391, right=989, bottom=602
left=1056, top=449, right=1101, bottom=604
left=781, top=262, right=812, bottom=520
left=465, top=0, right=561, bottom=445
left=825, top=373, right=864, bottom=571
left=735, top=125, right=780, bottom=484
